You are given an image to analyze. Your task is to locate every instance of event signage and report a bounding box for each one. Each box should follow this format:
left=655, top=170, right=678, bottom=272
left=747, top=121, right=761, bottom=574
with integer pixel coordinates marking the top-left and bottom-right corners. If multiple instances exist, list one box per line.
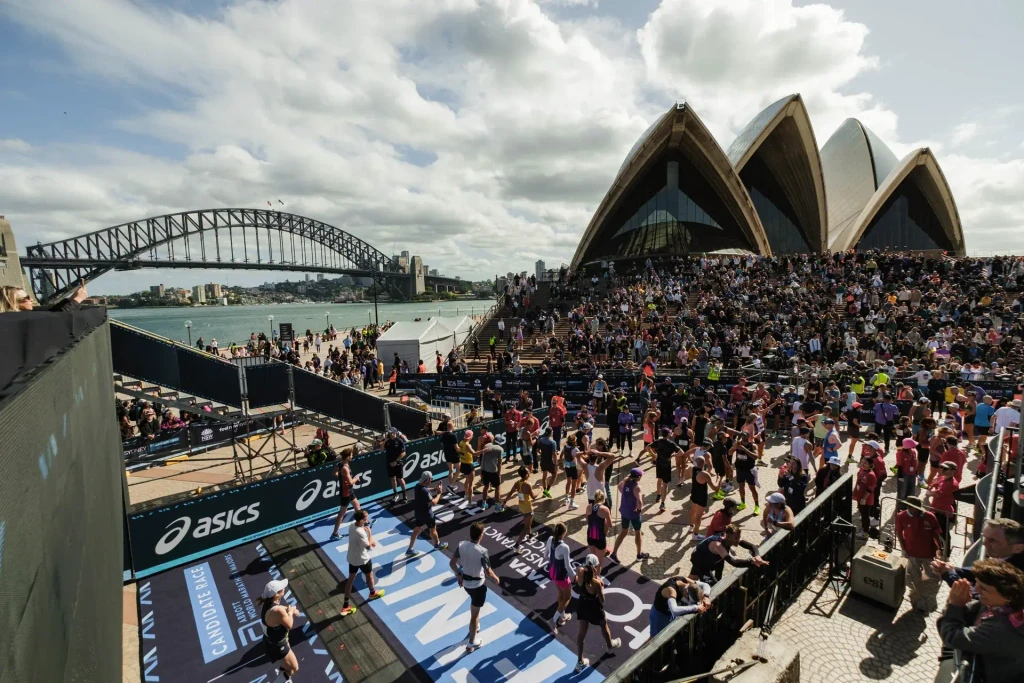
left=278, top=322, right=294, bottom=342
left=430, top=386, right=483, bottom=405
left=440, top=375, right=487, bottom=390
left=490, top=376, right=537, bottom=391
left=126, top=411, right=548, bottom=578
left=396, top=374, right=438, bottom=391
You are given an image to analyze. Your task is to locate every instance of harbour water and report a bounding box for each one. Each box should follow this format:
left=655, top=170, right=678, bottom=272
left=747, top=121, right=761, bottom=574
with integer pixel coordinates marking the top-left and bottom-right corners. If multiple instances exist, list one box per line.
left=109, top=299, right=495, bottom=345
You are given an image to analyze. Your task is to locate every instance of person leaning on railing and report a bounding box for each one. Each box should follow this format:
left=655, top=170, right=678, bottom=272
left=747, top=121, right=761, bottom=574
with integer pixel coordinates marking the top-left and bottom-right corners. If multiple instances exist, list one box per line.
left=0, top=283, right=89, bottom=312
left=937, top=558, right=1024, bottom=683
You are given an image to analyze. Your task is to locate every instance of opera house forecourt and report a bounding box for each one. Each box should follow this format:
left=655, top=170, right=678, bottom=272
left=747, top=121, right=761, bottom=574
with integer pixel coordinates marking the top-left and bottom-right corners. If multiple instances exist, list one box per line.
left=570, top=94, right=966, bottom=268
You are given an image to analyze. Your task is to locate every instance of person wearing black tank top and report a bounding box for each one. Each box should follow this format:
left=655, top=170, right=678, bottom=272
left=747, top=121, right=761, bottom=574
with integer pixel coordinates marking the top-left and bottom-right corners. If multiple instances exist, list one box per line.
left=260, top=579, right=299, bottom=682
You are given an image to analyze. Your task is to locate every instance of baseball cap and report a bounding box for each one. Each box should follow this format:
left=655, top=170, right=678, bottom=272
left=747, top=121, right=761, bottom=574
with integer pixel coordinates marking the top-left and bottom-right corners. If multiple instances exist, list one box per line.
left=263, top=578, right=288, bottom=599
left=463, top=430, right=473, bottom=440
left=918, top=397, right=930, bottom=404
left=902, top=438, right=918, bottom=449
left=767, top=492, right=786, bottom=505
left=584, top=554, right=600, bottom=568
left=948, top=403, right=960, bottom=410
left=865, top=440, right=882, bottom=451
left=582, top=422, right=594, bottom=431
left=823, top=418, right=835, bottom=425
left=827, top=456, right=841, bottom=466
left=310, top=439, right=322, bottom=446
left=630, top=467, right=644, bottom=478
left=939, top=461, right=956, bottom=470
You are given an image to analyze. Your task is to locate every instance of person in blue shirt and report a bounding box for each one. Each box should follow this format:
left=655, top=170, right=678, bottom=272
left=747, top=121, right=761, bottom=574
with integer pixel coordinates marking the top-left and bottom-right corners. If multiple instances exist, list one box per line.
left=973, top=395, right=996, bottom=452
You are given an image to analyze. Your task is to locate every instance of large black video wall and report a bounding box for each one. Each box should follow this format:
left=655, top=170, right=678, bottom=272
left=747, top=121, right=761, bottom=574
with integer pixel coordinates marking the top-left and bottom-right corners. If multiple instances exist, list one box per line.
left=0, top=321, right=124, bottom=682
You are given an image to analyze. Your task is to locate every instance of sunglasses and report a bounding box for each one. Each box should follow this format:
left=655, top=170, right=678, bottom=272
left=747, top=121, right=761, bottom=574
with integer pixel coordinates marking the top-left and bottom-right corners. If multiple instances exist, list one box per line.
left=16, top=295, right=31, bottom=303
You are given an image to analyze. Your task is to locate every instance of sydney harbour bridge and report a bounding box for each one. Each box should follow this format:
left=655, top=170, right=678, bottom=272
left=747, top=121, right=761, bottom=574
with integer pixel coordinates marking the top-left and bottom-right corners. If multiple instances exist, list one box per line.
left=14, top=208, right=463, bottom=303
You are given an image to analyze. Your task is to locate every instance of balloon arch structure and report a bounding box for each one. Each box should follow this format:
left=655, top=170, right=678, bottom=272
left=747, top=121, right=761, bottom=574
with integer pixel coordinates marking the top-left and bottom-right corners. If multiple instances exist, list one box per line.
left=21, top=208, right=431, bottom=303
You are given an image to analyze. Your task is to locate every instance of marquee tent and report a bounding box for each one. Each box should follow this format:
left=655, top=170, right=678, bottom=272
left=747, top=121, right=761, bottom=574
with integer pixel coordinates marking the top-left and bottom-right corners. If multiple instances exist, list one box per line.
left=375, top=316, right=475, bottom=370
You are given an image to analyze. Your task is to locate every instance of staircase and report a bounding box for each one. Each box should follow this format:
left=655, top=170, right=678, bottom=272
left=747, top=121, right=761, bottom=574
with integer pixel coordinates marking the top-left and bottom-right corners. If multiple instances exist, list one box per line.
left=114, top=375, right=245, bottom=421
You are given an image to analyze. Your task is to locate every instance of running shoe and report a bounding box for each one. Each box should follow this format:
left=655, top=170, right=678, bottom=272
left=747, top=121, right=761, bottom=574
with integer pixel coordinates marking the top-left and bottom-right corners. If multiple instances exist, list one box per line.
left=601, top=576, right=611, bottom=587
left=405, top=549, right=420, bottom=557
left=606, top=638, right=622, bottom=654
left=637, top=552, right=650, bottom=560
left=693, top=534, right=706, bottom=542
left=543, top=489, right=552, bottom=499
left=368, top=589, right=385, bottom=600
left=568, top=501, right=578, bottom=510
left=329, top=532, right=341, bottom=541
left=890, top=465, right=899, bottom=476
left=655, top=494, right=661, bottom=503
left=494, top=504, right=504, bottom=513
left=574, top=659, right=590, bottom=673
left=556, top=614, right=572, bottom=627
left=609, top=552, right=620, bottom=564
left=846, top=456, right=856, bottom=464
left=659, top=503, right=666, bottom=512
left=446, top=485, right=457, bottom=494
left=736, top=503, right=747, bottom=511
left=466, top=638, right=483, bottom=652
left=340, top=605, right=357, bottom=617
left=435, top=542, right=449, bottom=550
left=712, top=491, right=726, bottom=501
left=753, top=505, right=761, bottom=515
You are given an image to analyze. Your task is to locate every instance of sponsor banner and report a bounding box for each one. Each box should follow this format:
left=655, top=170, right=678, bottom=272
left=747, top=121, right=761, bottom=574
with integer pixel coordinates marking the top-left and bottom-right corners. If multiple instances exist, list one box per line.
left=415, top=381, right=431, bottom=401
left=541, top=375, right=590, bottom=392
left=440, top=374, right=487, bottom=390
left=136, top=540, right=336, bottom=683
left=396, top=374, right=438, bottom=391
left=430, top=386, right=483, bottom=405
left=303, top=503, right=603, bottom=683
left=278, top=321, right=294, bottom=342
left=192, top=421, right=236, bottom=447
left=127, top=411, right=547, bottom=577
left=489, top=375, right=537, bottom=391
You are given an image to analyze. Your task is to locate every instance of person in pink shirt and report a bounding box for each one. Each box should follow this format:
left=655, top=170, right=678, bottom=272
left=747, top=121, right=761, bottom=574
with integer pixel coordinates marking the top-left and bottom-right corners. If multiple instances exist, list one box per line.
left=939, top=435, right=967, bottom=481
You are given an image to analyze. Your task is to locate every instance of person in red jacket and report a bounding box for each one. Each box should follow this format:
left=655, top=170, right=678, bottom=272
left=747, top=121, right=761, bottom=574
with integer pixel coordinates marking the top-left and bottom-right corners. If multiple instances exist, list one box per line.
left=504, top=405, right=522, bottom=464
left=895, top=495, right=943, bottom=611
left=862, top=439, right=888, bottom=525
left=928, top=462, right=960, bottom=559
left=549, top=395, right=567, bottom=448
left=707, top=498, right=739, bottom=536
left=895, top=438, right=921, bottom=504
left=854, top=457, right=878, bottom=538
left=939, top=435, right=967, bottom=481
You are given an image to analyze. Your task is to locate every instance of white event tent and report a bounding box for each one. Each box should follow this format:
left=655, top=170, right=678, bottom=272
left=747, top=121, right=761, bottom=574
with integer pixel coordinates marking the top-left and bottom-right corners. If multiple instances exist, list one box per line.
left=375, top=316, right=475, bottom=369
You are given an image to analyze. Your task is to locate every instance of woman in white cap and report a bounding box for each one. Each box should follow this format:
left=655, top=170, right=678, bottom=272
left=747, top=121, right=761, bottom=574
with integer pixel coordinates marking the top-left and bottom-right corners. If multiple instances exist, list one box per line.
left=573, top=554, right=621, bottom=673
left=260, top=579, right=300, bottom=682
left=761, top=492, right=794, bottom=537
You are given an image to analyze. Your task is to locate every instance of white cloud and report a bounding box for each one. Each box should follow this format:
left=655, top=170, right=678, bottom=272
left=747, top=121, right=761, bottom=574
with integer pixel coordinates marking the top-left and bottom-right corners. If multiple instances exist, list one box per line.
left=950, top=122, right=980, bottom=147
left=0, top=138, right=32, bottom=153
left=0, top=0, right=1022, bottom=294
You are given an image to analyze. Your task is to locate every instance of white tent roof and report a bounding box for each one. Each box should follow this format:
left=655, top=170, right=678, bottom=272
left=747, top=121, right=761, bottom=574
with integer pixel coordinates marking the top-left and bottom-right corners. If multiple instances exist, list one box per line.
left=377, top=316, right=473, bottom=344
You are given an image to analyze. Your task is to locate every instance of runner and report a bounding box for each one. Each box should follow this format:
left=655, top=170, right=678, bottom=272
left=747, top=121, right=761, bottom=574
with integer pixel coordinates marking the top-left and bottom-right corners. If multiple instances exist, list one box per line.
left=536, top=427, right=560, bottom=499
left=406, top=472, right=450, bottom=556
left=441, top=421, right=461, bottom=492
left=690, top=454, right=721, bottom=540
left=573, top=554, right=621, bottom=673
left=520, top=409, right=542, bottom=473
left=503, top=403, right=522, bottom=464
left=456, top=429, right=480, bottom=503
left=546, top=522, right=575, bottom=630
left=818, top=418, right=840, bottom=473
left=673, top=416, right=693, bottom=481
left=260, top=579, right=300, bottom=683
left=761, top=492, right=795, bottom=536
left=648, top=576, right=711, bottom=638
left=450, top=521, right=501, bottom=652
left=384, top=429, right=408, bottom=503
left=688, top=524, right=769, bottom=583
left=561, top=434, right=584, bottom=509
left=586, top=490, right=614, bottom=579
left=584, top=439, right=618, bottom=505
left=590, top=374, right=609, bottom=413
left=330, top=448, right=364, bottom=540
left=617, top=404, right=636, bottom=456
left=478, top=436, right=504, bottom=510
left=730, top=433, right=761, bottom=514
left=340, top=510, right=385, bottom=616
left=646, top=427, right=683, bottom=512
left=845, top=401, right=862, bottom=462
left=610, top=468, right=650, bottom=563
left=503, top=466, right=536, bottom=552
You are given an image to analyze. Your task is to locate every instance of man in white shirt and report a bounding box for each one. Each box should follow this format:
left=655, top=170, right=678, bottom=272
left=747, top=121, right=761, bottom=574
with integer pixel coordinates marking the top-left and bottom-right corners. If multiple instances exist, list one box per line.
left=340, top=510, right=385, bottom=616
left=497, top=318, right=505, bottom=340
left=993, top=399, right=1021, bottom=433
left=451, top=522, right=500, bottom=651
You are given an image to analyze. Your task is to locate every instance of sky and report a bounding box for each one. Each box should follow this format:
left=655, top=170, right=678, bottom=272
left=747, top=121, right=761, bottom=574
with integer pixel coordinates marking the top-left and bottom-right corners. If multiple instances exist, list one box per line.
left=1, top=0, right=1022, bottom=294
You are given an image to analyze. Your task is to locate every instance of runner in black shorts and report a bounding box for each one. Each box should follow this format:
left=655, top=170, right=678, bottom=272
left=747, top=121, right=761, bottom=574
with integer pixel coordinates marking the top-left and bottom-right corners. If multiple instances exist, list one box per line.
left=406, top=472, right=450, bottom=555
left=451, top=522, right=500, bottom=652
left=384, top=429, right=408, bottom=503
left=260, top=579, right=299, bottom=682
left=573, top=554, right=620, bottom=673
left=330, top=448, right=364, bottom=540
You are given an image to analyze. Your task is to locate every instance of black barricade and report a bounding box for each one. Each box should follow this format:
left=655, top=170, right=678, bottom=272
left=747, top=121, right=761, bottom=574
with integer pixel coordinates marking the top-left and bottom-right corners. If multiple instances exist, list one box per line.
left=110, top=322, right=244, bottom=408
left=490, top=375, right=537, bottom=391
left=431, top=386, right=483, bottom=405
left=497, top=391, right=543, bottom=410
left=387, top=402, right=429, bottom=437
left=414, top=381, right=431, bottom=401
left=127, top=409, right=549, bottom=577
left=895, top=399, right=914, bottom=417
left=245, top=362, right=290, bottom=408
left=340, top=383, right=388, bottom=432
left=292, top=367, right=344, bottom=421
left=540, top=375, right=591, bottom=391
left=190, top=421, right=236, bottom=448
left=0, top=307, right=107, bottom=391
left=440, top=375, right=488, bottom=390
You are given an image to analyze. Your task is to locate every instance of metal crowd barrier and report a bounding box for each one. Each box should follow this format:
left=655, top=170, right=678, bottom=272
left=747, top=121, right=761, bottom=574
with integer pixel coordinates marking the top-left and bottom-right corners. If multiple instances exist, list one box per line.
left=605, top=472, right=854, bottom=682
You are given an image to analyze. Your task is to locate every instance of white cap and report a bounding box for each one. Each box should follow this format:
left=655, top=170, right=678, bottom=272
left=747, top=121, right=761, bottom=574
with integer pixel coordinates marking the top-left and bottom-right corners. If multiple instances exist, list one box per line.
left=767, top=492, right=786, bottom=505
left=263, top=578, right=288, bottom=599
left=865, top=440, right=882, bottom=451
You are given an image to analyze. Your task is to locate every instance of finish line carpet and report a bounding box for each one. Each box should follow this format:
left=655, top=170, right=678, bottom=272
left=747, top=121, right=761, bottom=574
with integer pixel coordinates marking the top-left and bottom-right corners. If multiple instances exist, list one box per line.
left=135, top=540, right=339, bottom=683
left=301, top=492, right=660, bottom=681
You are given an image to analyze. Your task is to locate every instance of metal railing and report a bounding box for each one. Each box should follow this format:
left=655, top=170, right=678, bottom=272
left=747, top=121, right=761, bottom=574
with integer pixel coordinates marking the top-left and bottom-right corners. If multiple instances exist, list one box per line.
left=605, top=472, right=854, bottom=682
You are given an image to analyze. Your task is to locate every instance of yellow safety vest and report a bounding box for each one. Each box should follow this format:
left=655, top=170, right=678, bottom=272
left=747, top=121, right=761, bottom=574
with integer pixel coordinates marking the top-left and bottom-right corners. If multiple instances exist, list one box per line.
left=707, top=365, right=721, bottom=381
left=872, top=372, right=889, bottom=387
left=851, top=378, right=866, bottom=394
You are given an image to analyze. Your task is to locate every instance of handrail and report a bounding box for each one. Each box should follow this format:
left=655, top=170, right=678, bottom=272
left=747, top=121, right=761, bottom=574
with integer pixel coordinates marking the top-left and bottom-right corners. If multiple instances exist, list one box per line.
left=456, top=294, right=503, bottom=357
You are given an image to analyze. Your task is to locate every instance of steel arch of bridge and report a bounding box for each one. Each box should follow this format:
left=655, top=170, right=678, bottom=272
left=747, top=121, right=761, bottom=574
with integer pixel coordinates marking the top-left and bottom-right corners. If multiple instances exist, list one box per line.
left=22, top=208, right=407, bottom=302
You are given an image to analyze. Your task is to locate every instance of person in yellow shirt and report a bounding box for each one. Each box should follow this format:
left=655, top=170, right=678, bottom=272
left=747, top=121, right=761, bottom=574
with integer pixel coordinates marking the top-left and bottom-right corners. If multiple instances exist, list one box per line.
left=455, top=430, right=481, bottom=503
left=503, top=467, right=535, bottom=553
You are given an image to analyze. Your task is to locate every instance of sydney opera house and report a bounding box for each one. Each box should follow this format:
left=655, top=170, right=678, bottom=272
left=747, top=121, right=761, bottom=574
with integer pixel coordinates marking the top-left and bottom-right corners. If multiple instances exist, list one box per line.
left=569, top=95, right=966, bottom=268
